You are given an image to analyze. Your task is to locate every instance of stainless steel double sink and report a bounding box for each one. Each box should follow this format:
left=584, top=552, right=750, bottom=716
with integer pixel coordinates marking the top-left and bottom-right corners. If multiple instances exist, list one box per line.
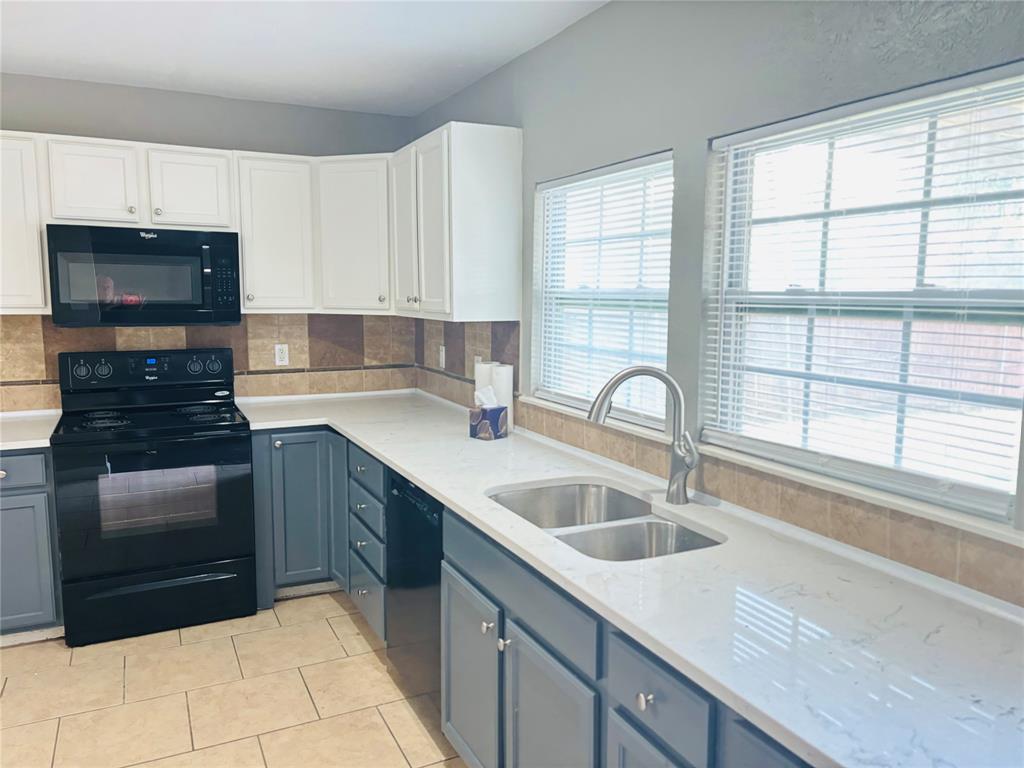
left=487, top=483, right=721, bottom=561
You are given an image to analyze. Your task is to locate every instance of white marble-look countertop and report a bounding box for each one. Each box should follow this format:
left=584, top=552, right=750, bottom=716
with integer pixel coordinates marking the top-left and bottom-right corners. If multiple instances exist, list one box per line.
left=0, top=409, right=60, bottom=451
left=240, top=392, right=1022, bottom=767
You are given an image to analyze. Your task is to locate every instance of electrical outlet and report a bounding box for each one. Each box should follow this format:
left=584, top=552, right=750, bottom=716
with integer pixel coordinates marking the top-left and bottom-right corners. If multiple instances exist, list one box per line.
left=274, top=344, right=289, bottom=366
left=439, top=344, right=446, bottom=369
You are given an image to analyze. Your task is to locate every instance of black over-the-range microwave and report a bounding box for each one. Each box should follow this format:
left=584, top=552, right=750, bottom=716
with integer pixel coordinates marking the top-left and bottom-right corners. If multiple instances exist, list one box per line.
left=47, top=224, right=241, bottom=327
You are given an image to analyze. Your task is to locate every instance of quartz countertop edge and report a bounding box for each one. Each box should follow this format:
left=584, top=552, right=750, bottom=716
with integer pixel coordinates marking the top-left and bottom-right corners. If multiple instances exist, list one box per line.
left=237, top=391, right=1023, bottom=768
left=0, top=409, right=61, bottom=450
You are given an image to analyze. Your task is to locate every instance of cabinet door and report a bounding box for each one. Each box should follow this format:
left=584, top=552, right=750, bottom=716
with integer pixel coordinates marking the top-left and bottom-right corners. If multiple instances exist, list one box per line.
left=390, top=145, right=419, bottom=313
left=148, top=148, right=232, bottom=227
left=0, top=492, right=56, bottom=631
left=441, top=561, right=500, bottom=768
left=271, top=432, right=329, bottom=585
left=237, top=155, right=314, bottom=309
left=1, top=136, right=46, bottom=309
left=607, top=709, right=682, bottom=768
left=320, top=157, right=390, bottom=311
left=503, top=619, right=597, bottom=768
left=49, top=140, right=141, bottom=222
left=327, top=433, right=349, bottom=590
left=415, top=128, right=452, bottom=314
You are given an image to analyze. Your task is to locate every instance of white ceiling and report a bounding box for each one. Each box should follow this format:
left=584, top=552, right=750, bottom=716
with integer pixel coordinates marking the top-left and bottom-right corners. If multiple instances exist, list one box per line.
left=0, top=1, right=603, bottom=116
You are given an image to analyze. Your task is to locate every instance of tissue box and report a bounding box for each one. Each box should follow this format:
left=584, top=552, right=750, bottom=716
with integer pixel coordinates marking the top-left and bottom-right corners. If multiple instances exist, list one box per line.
left=469, top=405, right=508, bottom=440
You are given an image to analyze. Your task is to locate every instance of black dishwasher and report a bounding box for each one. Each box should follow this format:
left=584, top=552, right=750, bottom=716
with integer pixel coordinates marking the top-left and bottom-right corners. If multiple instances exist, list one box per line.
left=385, top=471, right=444, bottom=695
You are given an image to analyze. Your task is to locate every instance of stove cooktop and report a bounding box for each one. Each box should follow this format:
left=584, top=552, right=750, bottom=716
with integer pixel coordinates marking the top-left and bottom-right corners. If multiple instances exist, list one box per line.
left=51, top=404, right=249, bottom=445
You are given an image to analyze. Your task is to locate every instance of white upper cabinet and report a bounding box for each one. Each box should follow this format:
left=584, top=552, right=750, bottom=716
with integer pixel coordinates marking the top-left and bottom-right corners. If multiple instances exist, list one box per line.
left=390, top=145, right=419, bottom=312
left=318, top=156, right=390, bottom=311
left=1, top=136, right=46, bottom=310
left=147, top=148, right=233, bottom=227
left=237, top=154, right=315, bottom=310
left=392, top=122, right=522, bottom=322
left=48, top=139, right=141, bottom=222
left=415, top=128, right=452, bottom=315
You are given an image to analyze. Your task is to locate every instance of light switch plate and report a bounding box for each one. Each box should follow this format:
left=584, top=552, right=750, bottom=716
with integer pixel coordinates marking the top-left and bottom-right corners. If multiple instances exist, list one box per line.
left=274, top=344, right=289, bottom=366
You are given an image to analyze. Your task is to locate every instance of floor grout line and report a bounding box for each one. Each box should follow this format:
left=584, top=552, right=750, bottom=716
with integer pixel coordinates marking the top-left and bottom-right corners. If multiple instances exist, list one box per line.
left=184, top=690, right=195, bottom=751
left=257, top=734, right=269, bottom=767
left=49, top=717, right=61, bottom=768
left=376, top=705, right=414, bottom=768
left=296, top=665, right=322, bottom=720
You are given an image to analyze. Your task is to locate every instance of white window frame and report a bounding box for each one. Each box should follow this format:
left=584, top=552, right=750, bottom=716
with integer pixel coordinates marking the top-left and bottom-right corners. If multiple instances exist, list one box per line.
left=701, top=63, right=1024, bottom=525
left=531, top=152, right=673, bottom=429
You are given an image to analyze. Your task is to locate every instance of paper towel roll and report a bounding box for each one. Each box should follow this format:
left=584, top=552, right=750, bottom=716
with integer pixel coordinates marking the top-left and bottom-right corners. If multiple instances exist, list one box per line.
left=474, top=361, right=495, bottom=391
left=491, top=364, right=514, bottom=429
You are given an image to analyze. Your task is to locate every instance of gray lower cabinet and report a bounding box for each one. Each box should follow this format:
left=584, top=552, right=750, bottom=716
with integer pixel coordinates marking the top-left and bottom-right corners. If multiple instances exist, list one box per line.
left=327, top=434, right=349, bottom=590
left=270, top=431, right=330, bottom=586
left=503, top=618, right=597, bottom=768
left=607, top=710, right=681, bottom=768
left=441, top=561, right=501, bottom=768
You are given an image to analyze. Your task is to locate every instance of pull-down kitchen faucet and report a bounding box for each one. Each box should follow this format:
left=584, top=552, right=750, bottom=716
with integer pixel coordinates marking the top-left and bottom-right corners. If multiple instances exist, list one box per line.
left=587, top=366, right=700, bottom=504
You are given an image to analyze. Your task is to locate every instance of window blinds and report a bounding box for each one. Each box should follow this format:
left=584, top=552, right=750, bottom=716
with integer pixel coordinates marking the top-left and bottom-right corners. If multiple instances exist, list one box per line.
left=702, top=74, right=1023, bottom=522
left=534, top=155, right=673, bottom=421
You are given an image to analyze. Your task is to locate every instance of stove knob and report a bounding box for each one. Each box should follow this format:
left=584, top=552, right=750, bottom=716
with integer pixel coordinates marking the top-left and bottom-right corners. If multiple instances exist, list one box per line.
left=186, top=359, right=204, bottom=375
left=73, top=363, right=92, bottom=379
left=94, top=362, right=113, bottom=379
left=205, top=359, right=223, bottom=374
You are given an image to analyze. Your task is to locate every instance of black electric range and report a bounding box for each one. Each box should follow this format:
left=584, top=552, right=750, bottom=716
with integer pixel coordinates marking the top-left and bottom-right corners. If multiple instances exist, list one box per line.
left=50, top=348, right=256, bottom=646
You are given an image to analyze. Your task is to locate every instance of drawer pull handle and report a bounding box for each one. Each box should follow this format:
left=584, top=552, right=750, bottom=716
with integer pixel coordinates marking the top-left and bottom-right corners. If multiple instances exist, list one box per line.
left=356, top=465, right=366, bottom=473
left=0, top=470, right=6, bottom=480
left=356, top=588, right=369, bottom=597
left=497, top=637, right=512, bottom=652
left=355, top=503, right=367, bottom=510
left=355, top=540, right=367, bottom=549
left=636, top=692, right=655, bottom=712
left=480, top=621, right=494, bottom=635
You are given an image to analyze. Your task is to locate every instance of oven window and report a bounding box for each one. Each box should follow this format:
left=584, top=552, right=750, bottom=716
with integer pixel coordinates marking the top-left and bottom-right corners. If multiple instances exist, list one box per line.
left=97, top=465, right=218, bottom=538
left=57, top=251, right=203, bottom=307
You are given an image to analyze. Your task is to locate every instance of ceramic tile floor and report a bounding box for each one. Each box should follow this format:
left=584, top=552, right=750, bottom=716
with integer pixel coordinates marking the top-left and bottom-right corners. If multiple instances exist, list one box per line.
left=0, top=593, right=465, bottom=768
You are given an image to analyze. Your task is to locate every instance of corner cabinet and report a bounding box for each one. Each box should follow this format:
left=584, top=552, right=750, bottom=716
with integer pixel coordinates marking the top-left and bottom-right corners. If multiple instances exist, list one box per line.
left=318, top=156, right=391, bottom=312
left=0, top=135, right=47, bottom=310
left=237, top=153, right=315, bottom=310
left=391, top=122, right=522, bottom=322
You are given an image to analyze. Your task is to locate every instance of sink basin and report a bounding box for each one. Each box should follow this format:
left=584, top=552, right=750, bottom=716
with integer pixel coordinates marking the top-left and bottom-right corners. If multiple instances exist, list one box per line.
left=556, top=519, right=719, bottom=561
left=488, top=483, right=650, bottom=529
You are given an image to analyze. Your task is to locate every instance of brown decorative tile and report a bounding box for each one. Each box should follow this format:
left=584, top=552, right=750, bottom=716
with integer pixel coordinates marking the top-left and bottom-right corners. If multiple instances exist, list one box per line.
left=53, top=693, right=192, bottom=768
left=442, top=323, right=465, bottom=376
left=889, top=511, right=959, bottom=580
left=185, top=319, right=249, bottom=371
left=636, top=439, right=670, bottom=479
left=40, top=318, right=117, bottom=379
left=246, top=314, right=309, bottom=370
left=829, top=494, right=890, bottom=558
left=414, top=319, right=424, bottom=365
left=115, top=327, right=186, bottom=351
left=0, top=383, right=60, bottom=411
left=0, top=315, right=45, bottom=381
left=259, top=708, right=408, bottom=768
left=362, top=316, right=391, bottom=366
left=464, top=322, right=491, bottom=378
left=423, top=321, right=444, bottom=370
left=390, top=316, right=416, bottom=365
left=0, top=718, right=58, bottom=768
left=777, top=479, right=831, bottom=536
left=733, top=465, right=781, bottom=518
left=389, top=367, right=417, bottom=389
left=958, top=532, right=1024, bottom=606
left=490, top=321, right=520, bottom=390
left=308, top=314, right=363, bottom=368
left=698, top=456, right=736, bottom=502
left=363, top=368, right=392, bottom=392
left=239, top=372, right=309, bottom=397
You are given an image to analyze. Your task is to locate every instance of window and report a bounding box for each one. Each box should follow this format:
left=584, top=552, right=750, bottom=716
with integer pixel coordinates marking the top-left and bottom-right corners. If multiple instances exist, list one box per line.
left=534, top=154, right=673, bottom=423
left=702, top=74, right=1023, bottom=522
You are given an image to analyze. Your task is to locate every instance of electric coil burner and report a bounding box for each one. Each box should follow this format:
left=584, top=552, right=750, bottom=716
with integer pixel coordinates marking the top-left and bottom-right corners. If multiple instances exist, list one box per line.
left=50, top=348, right=256, bottom=646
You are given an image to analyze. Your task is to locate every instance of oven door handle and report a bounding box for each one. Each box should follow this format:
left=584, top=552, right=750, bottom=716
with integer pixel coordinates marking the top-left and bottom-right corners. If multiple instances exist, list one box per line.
left=86, top=572, right=238, bottom=600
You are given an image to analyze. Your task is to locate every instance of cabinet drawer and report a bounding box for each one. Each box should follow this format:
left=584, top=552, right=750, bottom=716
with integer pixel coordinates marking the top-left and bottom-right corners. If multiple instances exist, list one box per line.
left=348, top=444, right=385, bottom=500
left=606, top=632, right=713, bottom=768
left=350, top=514, right=385, bottom=581
left=349, top=548, right=386, bottom=643
left=349, top=479, right=385, bottom=540
left=0, top=453, right=46, bottom=491
left=443, top=510, right=599, bottom=680
left=717, top=706, right=807, bottom=768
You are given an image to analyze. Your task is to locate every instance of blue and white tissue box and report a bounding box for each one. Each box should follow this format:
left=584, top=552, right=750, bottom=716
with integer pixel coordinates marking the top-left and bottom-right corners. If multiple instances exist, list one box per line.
left=470, top=405, right=508, bottom=440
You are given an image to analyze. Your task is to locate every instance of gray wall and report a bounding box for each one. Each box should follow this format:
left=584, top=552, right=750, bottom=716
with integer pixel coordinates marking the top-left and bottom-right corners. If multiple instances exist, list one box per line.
left=1, top=74, right=414, bottom=155
left=413, top=0, right=1024, bottom=430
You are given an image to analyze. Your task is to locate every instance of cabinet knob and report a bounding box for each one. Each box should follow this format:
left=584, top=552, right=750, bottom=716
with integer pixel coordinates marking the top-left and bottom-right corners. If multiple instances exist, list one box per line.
left=274, top=440, right=283, bottom=449
left=635, top=692, right=655, bottom=712
left=497, top=637, right=512, bottom=652
left=0, top=469, right=7, bottom=480
left=154, top=207, right=163, bottom=216
left=406, top=296, right=414, bottom=304
left=355, top=465, right=366, bottom=473
left=412, top=296, right=420, bottom=304
left=356, top=588, right=369, bottom=597
left=480, top=621, right=494, bottom=635
left=246, top=293, right=255, bottom=302
left=127, top=205, right=136, bottom=214
left=355, top=540, right=367, bottom=549
left=378, top=295, right=387, bottom=304
left=355, top=503, right=367, bottom=510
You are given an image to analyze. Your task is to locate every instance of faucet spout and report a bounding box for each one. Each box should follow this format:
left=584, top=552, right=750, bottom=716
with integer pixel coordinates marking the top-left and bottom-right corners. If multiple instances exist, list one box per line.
left=587, top=366, right=699, bottom=504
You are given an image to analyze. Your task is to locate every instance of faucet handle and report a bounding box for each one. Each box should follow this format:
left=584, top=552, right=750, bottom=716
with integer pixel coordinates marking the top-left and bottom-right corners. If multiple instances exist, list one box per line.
left=681, top=430, right=700, bottom=469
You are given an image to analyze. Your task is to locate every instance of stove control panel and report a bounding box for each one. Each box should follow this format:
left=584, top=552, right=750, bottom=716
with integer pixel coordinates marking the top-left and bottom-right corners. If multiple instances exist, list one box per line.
left=59, top=348, right=234, bottom=390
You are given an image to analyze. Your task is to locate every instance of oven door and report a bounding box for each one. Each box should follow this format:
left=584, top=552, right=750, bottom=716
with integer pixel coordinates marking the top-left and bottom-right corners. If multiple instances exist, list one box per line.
left=53, top=434, right=254, bottom=582
left=47, top=224, right=240, bottom=326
